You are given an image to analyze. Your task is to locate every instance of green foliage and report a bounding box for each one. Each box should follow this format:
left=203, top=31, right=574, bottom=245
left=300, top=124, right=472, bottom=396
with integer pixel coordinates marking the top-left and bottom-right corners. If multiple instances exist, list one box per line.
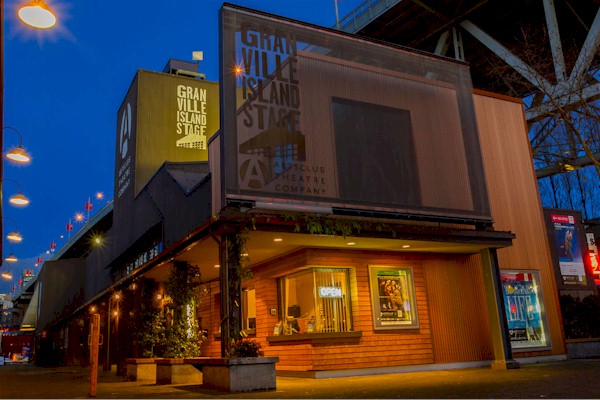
left=228, top=338, right=264, bottom=357
left=162, top=262, right=204, bottom=358
left=136, top=306, right=166, bottom=358
left=284, top=213, right=363, bottom=238
left=164, top=318, right=203, bottom=358
left=560, top=294, right=600, bottom=339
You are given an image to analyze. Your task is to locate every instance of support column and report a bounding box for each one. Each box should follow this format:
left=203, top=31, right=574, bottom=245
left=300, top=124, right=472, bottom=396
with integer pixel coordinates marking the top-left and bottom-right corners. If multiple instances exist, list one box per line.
left=480, top=248, right=520, bottom=370
left=219, top=232, right=243, bottom=357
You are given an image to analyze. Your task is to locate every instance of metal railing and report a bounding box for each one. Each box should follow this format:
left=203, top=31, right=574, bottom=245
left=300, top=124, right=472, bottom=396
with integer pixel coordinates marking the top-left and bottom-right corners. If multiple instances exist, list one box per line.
left=336, top=0, right=403, bottom=33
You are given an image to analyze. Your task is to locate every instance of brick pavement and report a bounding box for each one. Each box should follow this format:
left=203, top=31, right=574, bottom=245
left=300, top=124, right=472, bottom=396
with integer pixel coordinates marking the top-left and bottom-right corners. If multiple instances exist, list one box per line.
left=0, top=359, right=599, bottom=398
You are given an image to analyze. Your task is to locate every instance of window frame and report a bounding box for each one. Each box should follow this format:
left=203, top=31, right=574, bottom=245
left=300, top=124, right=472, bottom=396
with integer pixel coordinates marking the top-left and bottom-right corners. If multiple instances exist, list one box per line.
left=368, top=265, right=419, bottom=330
left=277, top=266, right=354, bottom=335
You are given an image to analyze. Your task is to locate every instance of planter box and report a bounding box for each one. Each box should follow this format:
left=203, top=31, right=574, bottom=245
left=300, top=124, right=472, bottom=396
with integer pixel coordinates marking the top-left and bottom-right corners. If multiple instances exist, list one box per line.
left=199, top=357, right=279, bottom=392
left=156, top=358, right=205, bottom=385
left=126, top=358, right=160, bottom=382
left=567, top=339, right=600, bottom=358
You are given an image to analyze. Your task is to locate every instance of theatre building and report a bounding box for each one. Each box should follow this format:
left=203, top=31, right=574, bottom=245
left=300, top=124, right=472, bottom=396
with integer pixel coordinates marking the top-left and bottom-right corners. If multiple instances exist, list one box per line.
left=33, top=5, right=566, bottom=377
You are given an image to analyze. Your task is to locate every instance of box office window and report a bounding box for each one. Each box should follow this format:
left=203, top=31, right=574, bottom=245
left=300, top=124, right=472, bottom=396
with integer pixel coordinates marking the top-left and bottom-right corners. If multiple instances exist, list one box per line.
left=501, top=270, right=551, bottom=351
left=278, top=267, right=353, bottom=334
left=369, top=266, right=419, bottom=330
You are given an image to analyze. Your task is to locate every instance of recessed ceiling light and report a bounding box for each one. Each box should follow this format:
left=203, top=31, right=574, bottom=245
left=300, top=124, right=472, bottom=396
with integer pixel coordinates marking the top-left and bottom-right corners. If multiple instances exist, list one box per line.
left=346, top=242, right=356, bottom=246
left=273, top=238, right=283, bottom=242
left=402, top=245, right=411, bottom=248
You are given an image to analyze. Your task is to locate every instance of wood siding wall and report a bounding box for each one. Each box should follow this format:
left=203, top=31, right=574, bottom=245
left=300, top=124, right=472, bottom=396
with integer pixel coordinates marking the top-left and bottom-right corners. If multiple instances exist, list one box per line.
left=425, top=254, right=493, bottom=363
left=473, top=91, right=565, bottom=356
left=199, top=249, right=499, bottom=371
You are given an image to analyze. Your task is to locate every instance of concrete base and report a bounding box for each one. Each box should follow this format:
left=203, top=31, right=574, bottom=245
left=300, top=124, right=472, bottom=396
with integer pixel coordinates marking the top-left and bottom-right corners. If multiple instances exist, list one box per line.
left=491, top=359, right=520, bottom=370
left=202, top=357, right=278, bottom=392
left=567, top=340, right=600, bottom=358
left=156, top=360, right=203, bottom=385
left=126, top=358, right=158, bottom=382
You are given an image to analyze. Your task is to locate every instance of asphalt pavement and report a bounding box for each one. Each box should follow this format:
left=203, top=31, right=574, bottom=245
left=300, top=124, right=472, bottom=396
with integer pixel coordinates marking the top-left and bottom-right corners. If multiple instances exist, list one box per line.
left=1, top=358, right=599, bottom=399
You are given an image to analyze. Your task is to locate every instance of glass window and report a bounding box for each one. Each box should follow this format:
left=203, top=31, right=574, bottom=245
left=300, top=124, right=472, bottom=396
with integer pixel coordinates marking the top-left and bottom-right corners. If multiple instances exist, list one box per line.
left=242, top=288, right=256, bottom=334
left=278, top=267, right=353, bottom=334
left=369, top=266, right=419, bottom=330
left=501, top=270, right=551, bottom=351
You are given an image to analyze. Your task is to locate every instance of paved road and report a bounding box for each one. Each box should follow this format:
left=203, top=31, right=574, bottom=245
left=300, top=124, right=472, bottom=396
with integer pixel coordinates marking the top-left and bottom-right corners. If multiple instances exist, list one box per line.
left=1, top=359, right=600, bottom=398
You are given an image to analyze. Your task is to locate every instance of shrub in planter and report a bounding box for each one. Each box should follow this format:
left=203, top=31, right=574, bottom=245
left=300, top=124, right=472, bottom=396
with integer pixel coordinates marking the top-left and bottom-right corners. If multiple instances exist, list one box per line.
left=229, top=338, right=264, bottom=357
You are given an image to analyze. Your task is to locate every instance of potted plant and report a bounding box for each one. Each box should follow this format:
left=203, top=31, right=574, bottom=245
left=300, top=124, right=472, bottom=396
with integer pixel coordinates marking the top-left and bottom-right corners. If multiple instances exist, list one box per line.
left=228, top=338, right=264, bottom=357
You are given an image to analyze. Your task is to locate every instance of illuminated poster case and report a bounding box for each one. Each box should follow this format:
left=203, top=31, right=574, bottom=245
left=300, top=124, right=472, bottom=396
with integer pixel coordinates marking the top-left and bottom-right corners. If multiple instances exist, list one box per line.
left=501, top=270, right=551, bottom=351
left=219, top=4, right=491, bottom=221
left=368, top=266, right=418, bottom=330
left=543, top=208, right=596, bottom=291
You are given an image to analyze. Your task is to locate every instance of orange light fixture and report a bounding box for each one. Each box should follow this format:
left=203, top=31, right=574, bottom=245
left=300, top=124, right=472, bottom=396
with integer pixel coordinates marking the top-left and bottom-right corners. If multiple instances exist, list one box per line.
left=9, top=192, right=30, bottom=207
left=5, top=254, right=18, bottom=263
left=6, top=231, right=23, bottom=243
left=18, top=0, right=57, bottom=29
left=1, top=271, right=13, bottom=280
left=6, top=146, right=31, bottom=163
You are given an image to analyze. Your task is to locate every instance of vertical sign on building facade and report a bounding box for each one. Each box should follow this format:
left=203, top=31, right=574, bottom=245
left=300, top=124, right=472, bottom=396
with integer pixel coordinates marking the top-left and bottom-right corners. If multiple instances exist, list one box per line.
left=176, top=84, right=209, bottom=149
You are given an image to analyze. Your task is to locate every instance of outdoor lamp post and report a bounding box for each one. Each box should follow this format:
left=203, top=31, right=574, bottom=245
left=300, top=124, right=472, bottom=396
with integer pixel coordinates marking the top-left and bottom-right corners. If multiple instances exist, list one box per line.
left=2, top=178, right=30, bottom=207
left=1, top=0, right=56, bottom=258
left=2, top=216, right=23, bottom=242
left=1, top=269, right=12, bottom=280
left=3, top=127, right=31, bottom=163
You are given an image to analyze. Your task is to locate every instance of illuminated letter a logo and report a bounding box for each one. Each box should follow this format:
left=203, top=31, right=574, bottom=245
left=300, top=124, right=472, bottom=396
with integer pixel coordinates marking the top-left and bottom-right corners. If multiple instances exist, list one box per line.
left=240, top=159, right=268, bottom=189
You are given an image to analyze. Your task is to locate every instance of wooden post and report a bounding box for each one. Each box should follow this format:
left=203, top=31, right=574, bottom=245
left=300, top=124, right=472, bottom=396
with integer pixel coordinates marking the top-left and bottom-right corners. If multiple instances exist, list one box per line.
left=480, top=248, right=520, bottom=370
left=89, top=313, right=100, bottom=397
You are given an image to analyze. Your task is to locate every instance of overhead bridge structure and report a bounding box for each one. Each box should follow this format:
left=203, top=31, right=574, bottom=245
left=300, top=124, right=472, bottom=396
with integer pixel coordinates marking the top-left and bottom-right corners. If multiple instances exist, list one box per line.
left=337, top=0, right=600, bottom=181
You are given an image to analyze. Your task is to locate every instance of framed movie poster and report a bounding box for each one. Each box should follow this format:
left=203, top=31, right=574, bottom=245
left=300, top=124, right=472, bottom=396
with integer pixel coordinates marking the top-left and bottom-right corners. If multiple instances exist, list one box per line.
left=551, top=214, right=586, bottom=285
left=369, top=266, right=419, bottom=330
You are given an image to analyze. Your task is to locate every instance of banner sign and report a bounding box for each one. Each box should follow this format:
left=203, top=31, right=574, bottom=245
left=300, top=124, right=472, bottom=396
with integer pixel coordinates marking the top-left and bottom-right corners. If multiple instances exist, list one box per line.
left=551, top=213, right=586, bottom=285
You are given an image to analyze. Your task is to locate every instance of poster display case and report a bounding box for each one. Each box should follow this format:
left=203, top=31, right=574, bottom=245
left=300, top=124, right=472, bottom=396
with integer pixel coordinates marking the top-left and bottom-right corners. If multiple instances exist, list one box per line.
left=368, top=266, right=418, bottom=330
left=500, top=270, right=551, bottom=351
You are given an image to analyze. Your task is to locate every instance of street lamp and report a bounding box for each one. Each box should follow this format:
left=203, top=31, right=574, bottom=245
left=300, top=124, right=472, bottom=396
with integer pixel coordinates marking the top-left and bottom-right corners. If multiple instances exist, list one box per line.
left=1, top=269, right=12, bottom=280
left=3, top=127, right=31, bottom=163
left=17, top=0, right=57, bottom=29
left=2, top=179, right=30, bottom=207
left=1, top=1, right=57, bottom=259
left=2, top=216, right=23, bottom=243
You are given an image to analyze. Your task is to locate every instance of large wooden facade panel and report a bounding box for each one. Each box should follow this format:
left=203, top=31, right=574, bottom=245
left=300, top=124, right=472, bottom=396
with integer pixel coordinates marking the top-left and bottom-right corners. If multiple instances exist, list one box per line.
left=474, top=91, right=565, bottom=356
left=424, top=255, right=493, bottom=363
left=298, top=54, right=475, bottom=213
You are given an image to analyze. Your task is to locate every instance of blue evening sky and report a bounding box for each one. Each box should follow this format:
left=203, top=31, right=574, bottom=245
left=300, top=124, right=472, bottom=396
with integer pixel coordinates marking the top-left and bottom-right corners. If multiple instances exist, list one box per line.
left=1, top=0, right=365, bottom=294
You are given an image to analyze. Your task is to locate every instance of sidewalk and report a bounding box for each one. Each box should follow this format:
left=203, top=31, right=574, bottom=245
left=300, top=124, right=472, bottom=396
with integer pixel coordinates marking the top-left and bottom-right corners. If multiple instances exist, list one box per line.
left=0, top=358, right=599, bottom=398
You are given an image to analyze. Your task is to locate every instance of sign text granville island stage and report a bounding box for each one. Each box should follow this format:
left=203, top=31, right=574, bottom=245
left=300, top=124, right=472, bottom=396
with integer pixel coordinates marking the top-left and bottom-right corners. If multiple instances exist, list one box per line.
left=176, top=85, right=208, bottom=150
left=238, top=22, right=327, bottom=196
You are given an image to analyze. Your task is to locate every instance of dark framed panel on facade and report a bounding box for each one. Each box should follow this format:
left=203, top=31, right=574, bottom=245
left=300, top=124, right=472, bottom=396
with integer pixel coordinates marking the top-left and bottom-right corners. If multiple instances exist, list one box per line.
left=219, top=4, right=491, bottom=222
left=368, top=265, right=418, bottom=330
